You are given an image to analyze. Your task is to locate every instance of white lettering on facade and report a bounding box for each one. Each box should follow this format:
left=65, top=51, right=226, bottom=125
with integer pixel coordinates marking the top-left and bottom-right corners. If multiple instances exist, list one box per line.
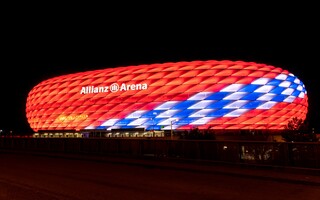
left=80, top=86, right=109, bottom=94
left=80, top=83, right=148, bottom=94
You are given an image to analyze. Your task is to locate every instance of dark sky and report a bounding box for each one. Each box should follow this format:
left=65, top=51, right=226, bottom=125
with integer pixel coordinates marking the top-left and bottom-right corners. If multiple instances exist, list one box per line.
left=1, top=6, right=319, bottom=134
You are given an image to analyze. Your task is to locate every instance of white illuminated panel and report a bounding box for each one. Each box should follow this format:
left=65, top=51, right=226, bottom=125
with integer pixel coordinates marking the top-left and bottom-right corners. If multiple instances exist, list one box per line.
left=221, top=84, right=244, bottom=92
left=128, top=118, right=149, bottom=126
left=155, top=101, right=179, bottom=110
left=85, top=126, right=96, bottom=129
left=190, top=109, right=214, bottom=117
left=297, top=85, right=303, bottom=91
left=254, top=85, right=274, bottom=93
left=224, top=100, right=249, bottom=109
left=257, top=94, right=277, bottom=101
left=188, top=92, right=213, bottom=100
left=281, top=88, right=294, bottom=95
left=188, top=100, right=214, bottom=109
left=279, top=81, right=291, bottom=88
left=225, top=109, right=248, bottom=117
left=107, top=126, right=120, bottom=131
left=298, top=92, right=305, bottom=98
left=275, top=74, right=288, bottom=80
left=191, top=117, right=214, bottom=125
left=101, top=119, right=119, bottom=126
left=126, top=110, right=146, bottom=118
left=294, top=78, right=301, bottom=84
left=257, top=101, right=277, bottom=109
left=223, top=92, right=247, bottom=100
left=156, top=110, right=179, bottom=118
left=252, top=78, right=270, bottom=85
left=283, top=96, right=296, bottom=103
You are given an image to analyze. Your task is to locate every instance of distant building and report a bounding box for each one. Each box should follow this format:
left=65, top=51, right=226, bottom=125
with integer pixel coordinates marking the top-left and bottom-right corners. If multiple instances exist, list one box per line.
left=26, top=60, right=308, bottom=137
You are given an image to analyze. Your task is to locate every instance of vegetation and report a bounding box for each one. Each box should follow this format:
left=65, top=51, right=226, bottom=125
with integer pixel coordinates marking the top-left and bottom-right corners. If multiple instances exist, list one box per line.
left=281, top=117, right=317, bottom=142
left=180, top=127, right=216, bottom=140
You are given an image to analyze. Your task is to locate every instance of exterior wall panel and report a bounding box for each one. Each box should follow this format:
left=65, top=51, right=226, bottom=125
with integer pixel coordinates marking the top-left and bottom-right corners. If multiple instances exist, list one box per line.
left=26, top=60, right=308, bottom=132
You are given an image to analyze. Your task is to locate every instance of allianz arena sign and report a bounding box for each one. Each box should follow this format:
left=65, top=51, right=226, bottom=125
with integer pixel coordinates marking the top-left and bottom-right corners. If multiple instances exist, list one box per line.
left=80, top=83, right=148, bottom=94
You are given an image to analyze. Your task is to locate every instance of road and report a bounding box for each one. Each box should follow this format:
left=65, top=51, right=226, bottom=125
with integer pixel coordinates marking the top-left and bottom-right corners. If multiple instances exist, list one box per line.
left=0, top=152, right=319, bottom=200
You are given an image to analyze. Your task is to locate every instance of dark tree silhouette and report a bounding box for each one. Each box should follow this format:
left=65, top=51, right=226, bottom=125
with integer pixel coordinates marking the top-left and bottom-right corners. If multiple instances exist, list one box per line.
left=282, top=117, right=316, bottom=142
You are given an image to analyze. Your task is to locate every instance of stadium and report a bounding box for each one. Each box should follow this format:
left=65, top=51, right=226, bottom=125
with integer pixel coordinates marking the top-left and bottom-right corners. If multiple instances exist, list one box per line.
left=26, top=60, right=308, bottom=139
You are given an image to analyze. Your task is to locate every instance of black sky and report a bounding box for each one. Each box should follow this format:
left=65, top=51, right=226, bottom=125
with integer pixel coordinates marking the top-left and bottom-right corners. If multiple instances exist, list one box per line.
left=1, top=5, right=319, bottom=134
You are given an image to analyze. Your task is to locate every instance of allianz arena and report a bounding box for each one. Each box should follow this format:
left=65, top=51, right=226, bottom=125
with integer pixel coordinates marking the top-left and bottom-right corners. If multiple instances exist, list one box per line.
left=26, top=60, right=308, bottom=135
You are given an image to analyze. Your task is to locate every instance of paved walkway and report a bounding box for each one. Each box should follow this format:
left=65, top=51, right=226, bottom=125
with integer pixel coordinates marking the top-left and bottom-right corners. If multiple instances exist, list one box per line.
left=2, top=149, right=320, bottom=185
left=97, top=155, right=320, bottom=186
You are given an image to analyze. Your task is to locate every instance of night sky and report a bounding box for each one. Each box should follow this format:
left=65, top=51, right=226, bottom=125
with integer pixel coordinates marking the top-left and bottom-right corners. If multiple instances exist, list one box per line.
left=1, top=7, right=319, bottom=134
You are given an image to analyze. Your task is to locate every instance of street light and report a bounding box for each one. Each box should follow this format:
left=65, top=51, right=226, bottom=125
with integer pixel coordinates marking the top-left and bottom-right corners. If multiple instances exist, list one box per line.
left=170, top=119, right=178, bottom=140
left=152, top=112, right=157, bottom=137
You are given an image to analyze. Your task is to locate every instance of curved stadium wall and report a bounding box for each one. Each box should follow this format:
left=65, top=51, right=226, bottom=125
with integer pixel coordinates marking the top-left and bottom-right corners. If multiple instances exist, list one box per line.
left=26, top=60, right=308, bottom=133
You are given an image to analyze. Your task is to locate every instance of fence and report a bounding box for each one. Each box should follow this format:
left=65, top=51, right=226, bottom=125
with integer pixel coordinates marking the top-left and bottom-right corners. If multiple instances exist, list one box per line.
left=0, top=138, right=319, bottom=169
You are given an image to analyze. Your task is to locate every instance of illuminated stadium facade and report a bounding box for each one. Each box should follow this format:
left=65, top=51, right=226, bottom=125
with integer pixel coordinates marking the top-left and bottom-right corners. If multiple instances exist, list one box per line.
left=26, top=60, right=308, bottom=136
